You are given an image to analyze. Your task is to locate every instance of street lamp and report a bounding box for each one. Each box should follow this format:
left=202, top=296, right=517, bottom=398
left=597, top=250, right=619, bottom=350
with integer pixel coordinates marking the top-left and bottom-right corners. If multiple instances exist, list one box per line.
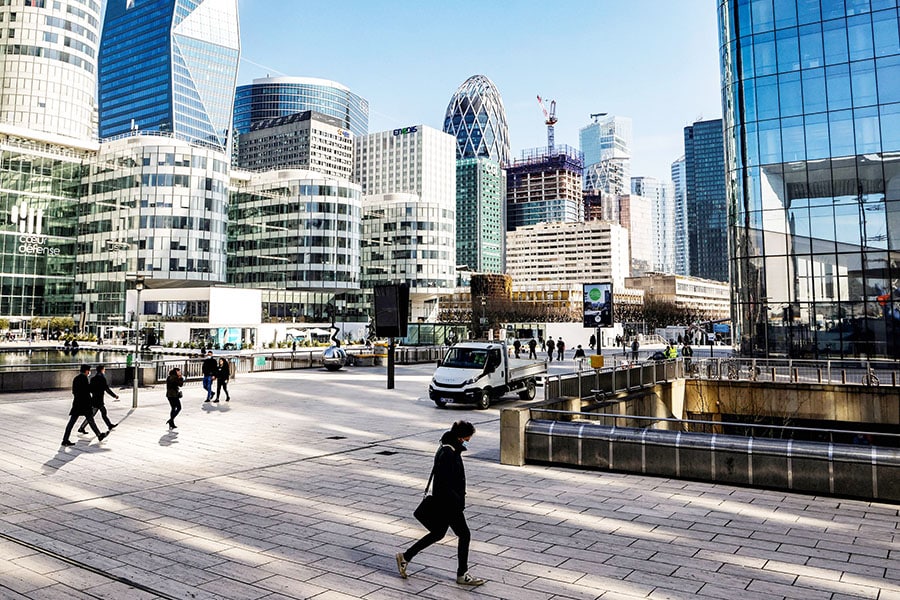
left=125, top=273, right=145, bottom=408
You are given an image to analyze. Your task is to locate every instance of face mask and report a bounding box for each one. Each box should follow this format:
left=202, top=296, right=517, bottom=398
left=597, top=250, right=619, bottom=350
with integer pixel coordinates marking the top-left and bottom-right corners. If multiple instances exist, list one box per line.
left=461, top=441, right=469, bottom=449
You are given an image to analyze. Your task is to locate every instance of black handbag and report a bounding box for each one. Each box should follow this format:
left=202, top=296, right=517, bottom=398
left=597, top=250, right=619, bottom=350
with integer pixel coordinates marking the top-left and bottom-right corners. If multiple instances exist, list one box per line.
left=413, top=470, right=447, bottom=532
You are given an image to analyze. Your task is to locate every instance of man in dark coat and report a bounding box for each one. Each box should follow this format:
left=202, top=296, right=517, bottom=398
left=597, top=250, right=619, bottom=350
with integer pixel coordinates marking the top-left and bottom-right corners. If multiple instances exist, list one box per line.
left=78, top=364, right=118, bottom=433
left=527, top=338, right=537, bottom=359
left=62, top=365, right=107, bottom=446
left=545, top=337, right=555, bottom=362
left=201, top=351, right=217, bottom=402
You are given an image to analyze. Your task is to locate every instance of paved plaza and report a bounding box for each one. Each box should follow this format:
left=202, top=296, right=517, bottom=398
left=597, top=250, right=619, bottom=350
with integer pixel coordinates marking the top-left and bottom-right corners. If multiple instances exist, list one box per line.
left=0, top=361, right=897, bottom=599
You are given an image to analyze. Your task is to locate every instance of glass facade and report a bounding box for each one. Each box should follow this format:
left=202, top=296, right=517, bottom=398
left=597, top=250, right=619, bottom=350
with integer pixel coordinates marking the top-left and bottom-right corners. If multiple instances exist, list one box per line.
left=456, top=157, right=505, bottom=273
left=443, top=75, right=510, bottom=166
left=684, top=119, right=729, bottom=282
left=233, top=77, right=369, bottom=140
left=0, top=138, right=83, bottom=323
left=579, top=116, right=632, bottom=195
left=98, top=0, right=240, bottom=151
left=720, top=0, right=900, bottom=358
left=77, top=135, right=230, bottom=329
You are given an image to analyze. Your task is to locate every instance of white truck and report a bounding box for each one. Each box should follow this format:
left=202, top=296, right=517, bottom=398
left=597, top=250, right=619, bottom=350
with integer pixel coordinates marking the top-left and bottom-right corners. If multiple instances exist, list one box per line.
left=428, top=341, right=547, bottom=409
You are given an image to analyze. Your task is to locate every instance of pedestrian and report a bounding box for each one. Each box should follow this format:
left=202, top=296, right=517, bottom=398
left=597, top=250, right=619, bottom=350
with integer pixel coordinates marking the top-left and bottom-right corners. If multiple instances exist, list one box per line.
left=556, top=338, right=565, bottom=361
left=546, top=337, right=555, bottom=362
left=395, top=420, right=486, bottom=587
left=589, top=333, right=596, bottom=350
left=631, top=338, right=640, bottom=361
left=512, top=339, right=521, bottom=358
left=215, top=357, right=231, bottom=402
left=61, top=364, right=107, bottom=446
left=527, top=338, right=537, bottom=359
left=77, top=364, right=119, bottom=434
left=201, top=350, right=217, bottom=402
left=165, top=367, right=184, bottom=429
left=573, top=345, right=586, bottom=370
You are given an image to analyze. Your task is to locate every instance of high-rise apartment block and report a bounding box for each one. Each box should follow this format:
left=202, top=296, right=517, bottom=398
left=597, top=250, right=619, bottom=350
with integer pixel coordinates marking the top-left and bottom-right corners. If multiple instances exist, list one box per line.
left=506, top=146, right=584, bottom=229
left=720, top=0, right=900, bottom=358
left=684, top=119, right=728, bottom=283
left=98, top=0, right=240, bottom=151
left=506, top=220, right=630, bottom=291
left=236, top=111, right=354, bottom=180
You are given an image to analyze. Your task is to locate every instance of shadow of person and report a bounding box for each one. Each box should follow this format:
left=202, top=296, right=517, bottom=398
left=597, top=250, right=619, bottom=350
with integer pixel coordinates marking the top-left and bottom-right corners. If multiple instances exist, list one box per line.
left=42, top=442, right=111, bottom=474
left=159, top=431, right=179, bottom=446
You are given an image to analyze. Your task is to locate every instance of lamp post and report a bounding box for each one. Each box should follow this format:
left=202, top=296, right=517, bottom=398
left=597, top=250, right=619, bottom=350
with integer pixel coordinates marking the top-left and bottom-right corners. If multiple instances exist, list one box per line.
left=125, top=273, right=145, bottom=408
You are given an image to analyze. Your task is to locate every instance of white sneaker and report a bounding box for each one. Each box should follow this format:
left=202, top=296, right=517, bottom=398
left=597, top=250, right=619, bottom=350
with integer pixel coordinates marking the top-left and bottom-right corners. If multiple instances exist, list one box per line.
left=456, top=572, right=485, bottom=586
left=395, top=553, right=408, bottom=579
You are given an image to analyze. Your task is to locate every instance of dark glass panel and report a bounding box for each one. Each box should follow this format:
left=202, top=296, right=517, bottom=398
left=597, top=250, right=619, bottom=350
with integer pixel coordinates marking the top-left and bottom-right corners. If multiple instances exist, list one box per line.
left=797, top=0, right=822, bottom=24
left=774, top=0, right=798, bottom=27
left=757, top=75, right=781, bottom=119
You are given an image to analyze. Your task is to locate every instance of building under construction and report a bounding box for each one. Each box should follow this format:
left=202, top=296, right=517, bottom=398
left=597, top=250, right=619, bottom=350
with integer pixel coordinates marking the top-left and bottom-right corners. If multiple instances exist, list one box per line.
left=506, top=145, right=584, bottom=230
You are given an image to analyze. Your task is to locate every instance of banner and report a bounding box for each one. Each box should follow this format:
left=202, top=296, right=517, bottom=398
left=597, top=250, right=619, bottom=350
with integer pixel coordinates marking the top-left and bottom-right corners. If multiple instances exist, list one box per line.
left=583, top=282, right=613, bottom=328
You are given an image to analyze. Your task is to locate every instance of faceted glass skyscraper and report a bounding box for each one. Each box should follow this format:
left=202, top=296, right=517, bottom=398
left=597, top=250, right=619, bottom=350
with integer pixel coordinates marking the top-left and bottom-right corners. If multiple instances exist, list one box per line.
left=98, top=0, right=240, bottom=151
left=720, top=0, right=900, bottom=358
left=443, top=75, right=510, bottom=166
left=684, top=119, right=728, bottom=283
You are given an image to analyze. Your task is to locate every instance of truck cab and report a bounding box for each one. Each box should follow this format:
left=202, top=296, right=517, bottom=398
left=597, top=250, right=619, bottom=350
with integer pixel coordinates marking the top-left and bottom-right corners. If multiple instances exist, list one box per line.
left=428, top=341, right=546, bottom=409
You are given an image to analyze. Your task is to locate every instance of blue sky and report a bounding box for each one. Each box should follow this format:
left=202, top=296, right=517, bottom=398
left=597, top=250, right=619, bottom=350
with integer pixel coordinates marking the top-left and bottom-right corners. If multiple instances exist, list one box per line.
left=236, top=0, right=722, bottom=181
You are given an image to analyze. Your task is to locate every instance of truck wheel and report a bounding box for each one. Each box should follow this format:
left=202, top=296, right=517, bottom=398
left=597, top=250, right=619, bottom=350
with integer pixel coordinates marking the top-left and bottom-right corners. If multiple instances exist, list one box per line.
left=434, top=398, right=447, bottom=408
left=518, top=379, right=536, bottom=400
left=475, top=389, right=490, bottom=410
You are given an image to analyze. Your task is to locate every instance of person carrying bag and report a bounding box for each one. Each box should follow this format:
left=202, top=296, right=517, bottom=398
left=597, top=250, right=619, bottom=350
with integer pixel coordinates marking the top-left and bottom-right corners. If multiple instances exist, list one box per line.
left=395, top=421, right=486, bottom=587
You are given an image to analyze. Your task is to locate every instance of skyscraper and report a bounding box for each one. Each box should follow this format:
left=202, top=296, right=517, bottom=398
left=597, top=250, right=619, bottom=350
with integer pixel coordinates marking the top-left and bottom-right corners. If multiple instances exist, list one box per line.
left=506, top=146, right=584, bottom=230
left=0, top=0, right=102, bottom=141
left=684, top=119, right=728, bottom=283
left=632, top=176, right=676, bottom=274
left=98, top=0, right=240, bottom=151
left=443, top=75, right=510, bottom=166
left=443, top=75, right=509, bottom=274
left=580, top=115, right=632, bottom=196
left=720, top=0, right=900, bottom=358
left=233, top=77, right=369, bottom=140
left=671, top=156, right=690, bottom=276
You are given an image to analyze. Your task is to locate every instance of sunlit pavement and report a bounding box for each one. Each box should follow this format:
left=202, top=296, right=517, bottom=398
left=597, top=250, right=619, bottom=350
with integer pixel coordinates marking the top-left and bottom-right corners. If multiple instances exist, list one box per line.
left=0, top=363, right=897, bottom=599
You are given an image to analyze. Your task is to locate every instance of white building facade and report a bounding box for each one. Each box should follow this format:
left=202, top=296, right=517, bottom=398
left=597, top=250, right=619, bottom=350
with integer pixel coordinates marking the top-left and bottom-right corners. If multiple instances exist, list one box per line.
left=670, top=156, right=689, bottom=276
left=631, top=176, right=676, bottom=275
left=505, top=220, right=630, bottom=291
left=354, top=125, right=457, bottom=320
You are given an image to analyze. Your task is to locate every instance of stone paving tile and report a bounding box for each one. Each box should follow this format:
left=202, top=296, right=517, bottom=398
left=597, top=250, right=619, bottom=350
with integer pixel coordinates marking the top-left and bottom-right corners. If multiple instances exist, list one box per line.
left=0, top=365, right=898, bottom=599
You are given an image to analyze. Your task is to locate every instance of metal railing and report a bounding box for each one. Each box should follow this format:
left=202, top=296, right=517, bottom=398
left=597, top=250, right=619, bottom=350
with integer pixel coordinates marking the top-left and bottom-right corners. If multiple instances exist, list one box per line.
left=688, top=357, right=899, bottom=387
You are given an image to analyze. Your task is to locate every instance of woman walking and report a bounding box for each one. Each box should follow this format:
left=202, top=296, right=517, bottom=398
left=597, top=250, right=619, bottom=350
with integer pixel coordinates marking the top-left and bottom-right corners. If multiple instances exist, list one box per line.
left=165, top=367, right=184, bottom=429
left=395, top=421, right=486, bottom=587
left=215, top=357, right=231, bottom=402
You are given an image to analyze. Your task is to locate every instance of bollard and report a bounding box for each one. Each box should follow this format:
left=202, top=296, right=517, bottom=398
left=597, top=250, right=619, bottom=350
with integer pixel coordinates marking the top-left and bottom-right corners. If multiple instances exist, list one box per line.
left=841, top=369, right=846, bottom=384
left=817, top=368, right=822, bottom=384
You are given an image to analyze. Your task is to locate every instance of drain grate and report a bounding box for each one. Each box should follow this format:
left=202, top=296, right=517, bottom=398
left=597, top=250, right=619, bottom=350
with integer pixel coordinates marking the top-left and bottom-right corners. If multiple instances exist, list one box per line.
left=326, top=435, right=347, bottom=440
left=375, top=450, right=398, bottom=456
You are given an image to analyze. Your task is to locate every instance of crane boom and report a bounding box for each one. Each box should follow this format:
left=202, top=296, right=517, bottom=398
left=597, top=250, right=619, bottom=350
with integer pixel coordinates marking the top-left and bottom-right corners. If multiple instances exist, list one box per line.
left=537, top=95, right=558, bottom=153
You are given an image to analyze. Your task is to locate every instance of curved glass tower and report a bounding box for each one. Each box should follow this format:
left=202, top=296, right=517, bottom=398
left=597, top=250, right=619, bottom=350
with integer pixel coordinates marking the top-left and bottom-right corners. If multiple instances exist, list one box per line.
left=720, top=0, right=900, bottom=358
left=443, top=75, right=509, bottom=165
left=233, top=77, right=369, bottom=139
left=98, top=0, right=240, bottom=151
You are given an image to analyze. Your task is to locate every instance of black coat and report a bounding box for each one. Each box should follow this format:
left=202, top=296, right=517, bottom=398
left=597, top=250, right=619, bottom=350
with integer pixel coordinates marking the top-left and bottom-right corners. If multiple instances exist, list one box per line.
left=217, top=360, right=230, bottom=380
left=69, top=373, right=93, bottom=416
left=202, top=357, right=217, bottom=376
left=432, top=431, right=467, bottom=512
left=166, top=372, right=184, bottom=399
left=90, top=373, right=117, bottom=406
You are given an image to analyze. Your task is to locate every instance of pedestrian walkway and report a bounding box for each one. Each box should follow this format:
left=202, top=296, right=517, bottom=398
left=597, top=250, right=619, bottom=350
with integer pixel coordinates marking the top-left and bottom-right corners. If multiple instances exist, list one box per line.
left=0, top=364, right=896, bottom=599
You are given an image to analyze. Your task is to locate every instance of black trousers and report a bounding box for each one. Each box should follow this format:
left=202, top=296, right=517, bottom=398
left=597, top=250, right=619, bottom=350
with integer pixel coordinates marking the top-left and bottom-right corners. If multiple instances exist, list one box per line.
left=63, top=413, right=100, bottom=441
left=80, top=405, right=113, bottom=430
left=403, top=510, right=470, bottom=577
left=167, top=397, right=182, bottom=424
left=216, top=378, right=229, bottom=400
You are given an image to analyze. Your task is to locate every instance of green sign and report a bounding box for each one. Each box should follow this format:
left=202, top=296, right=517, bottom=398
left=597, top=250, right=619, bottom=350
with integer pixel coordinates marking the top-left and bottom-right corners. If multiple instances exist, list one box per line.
left=254, top=355, right=266, bottom=367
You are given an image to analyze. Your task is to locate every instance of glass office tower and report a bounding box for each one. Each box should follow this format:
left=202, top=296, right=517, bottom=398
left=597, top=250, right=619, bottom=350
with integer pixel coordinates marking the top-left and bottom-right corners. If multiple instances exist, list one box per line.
left=443, top=75, right=510, bottom=166
left=684, top=119, right=729, bottom=283
left=720, top=0, right=900, bottom=358
left=98, top=0, right=240, bottom=151
left=233, top=77, right=369, bottom=140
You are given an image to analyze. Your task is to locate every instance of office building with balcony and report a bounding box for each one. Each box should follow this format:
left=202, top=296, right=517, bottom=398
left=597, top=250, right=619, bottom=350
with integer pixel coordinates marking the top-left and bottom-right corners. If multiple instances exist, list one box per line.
left=98, top=0, right=240, bottom=152
left=235, top=110, right=354, bottom=180
left=720, top=0, right=900, bottom=358
left=684, top=119, right=728, bottom=282
left=354, top=125, right=456, bottom=320
left=506, top=146, right=584, bottom=230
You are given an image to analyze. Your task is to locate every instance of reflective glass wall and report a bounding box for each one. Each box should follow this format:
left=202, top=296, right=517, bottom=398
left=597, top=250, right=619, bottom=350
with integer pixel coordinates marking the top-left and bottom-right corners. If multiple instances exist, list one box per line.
left=720, top=0, right=900, bottom=358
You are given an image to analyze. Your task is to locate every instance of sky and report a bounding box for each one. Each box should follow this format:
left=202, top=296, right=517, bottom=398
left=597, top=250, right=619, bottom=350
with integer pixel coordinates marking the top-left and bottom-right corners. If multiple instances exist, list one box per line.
left=236, top=0, right=723, bottom=181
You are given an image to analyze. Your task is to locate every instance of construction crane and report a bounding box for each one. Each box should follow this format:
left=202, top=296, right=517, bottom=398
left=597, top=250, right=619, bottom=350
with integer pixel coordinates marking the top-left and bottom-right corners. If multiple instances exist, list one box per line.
left=536, top=95, right=558, bottom=153
left=590, top=112, right=608, bottom=122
